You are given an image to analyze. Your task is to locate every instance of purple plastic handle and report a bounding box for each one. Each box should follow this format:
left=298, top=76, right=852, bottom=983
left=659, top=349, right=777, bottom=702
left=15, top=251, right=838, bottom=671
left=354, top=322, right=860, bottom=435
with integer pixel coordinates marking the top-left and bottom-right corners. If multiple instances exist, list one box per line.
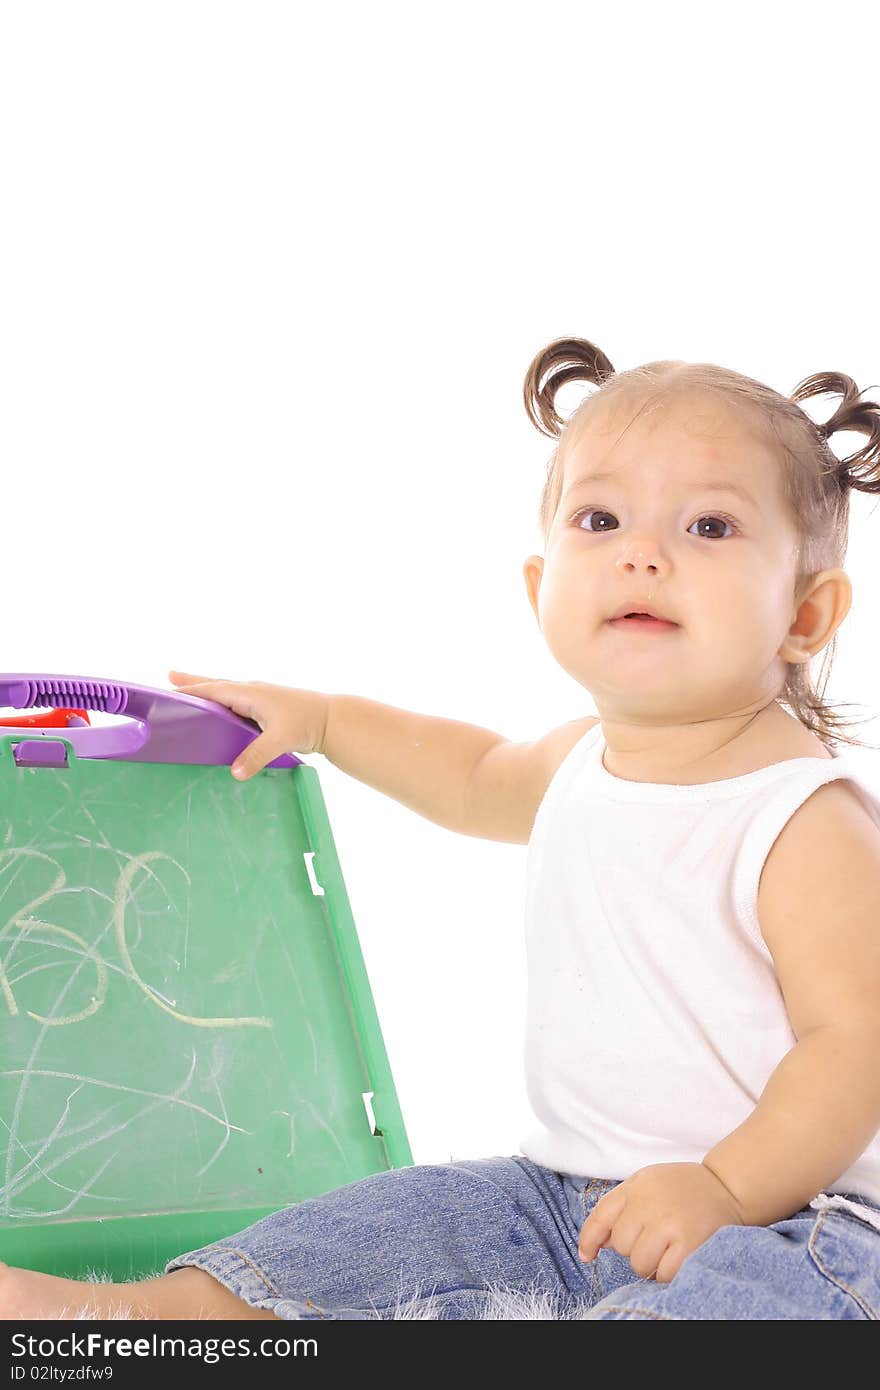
left=0, top=674, right=301, bottom=769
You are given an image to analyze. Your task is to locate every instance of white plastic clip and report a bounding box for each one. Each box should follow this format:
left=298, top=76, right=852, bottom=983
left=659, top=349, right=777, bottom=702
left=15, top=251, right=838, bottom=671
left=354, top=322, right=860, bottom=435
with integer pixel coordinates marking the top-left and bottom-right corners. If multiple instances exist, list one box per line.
left=303, top=851, right=325, bottom=896
left=809, top=1191, right=880, bottom=1234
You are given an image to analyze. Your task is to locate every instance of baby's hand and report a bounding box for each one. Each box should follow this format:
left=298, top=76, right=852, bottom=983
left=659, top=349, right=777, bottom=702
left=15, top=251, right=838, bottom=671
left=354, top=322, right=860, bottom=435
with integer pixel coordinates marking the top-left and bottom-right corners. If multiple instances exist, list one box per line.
left=577, top=1162, right=746, bottom=1284
left=168, top=669, right=329, bottom=780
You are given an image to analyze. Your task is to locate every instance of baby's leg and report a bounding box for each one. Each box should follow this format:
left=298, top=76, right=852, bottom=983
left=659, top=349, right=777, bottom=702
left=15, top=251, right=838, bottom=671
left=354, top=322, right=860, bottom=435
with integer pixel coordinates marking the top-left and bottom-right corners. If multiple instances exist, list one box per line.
left=0, top=1260, right=281, bottom=1321
left=160, top=1156, right=595, bottom=1320
left=1, top=1156, right=595, bottom=1321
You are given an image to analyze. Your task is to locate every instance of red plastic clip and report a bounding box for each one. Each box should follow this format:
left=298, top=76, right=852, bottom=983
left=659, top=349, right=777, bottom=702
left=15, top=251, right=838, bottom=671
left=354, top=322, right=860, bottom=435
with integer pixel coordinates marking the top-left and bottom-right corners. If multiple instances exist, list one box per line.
left=0, top=707, right=92, bottom=728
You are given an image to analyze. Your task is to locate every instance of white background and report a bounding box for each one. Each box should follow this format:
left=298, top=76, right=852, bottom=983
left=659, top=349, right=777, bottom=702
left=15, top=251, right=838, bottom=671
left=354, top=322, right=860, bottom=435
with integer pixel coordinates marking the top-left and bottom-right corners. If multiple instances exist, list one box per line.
left=3, top=1, right=880, bottom=1169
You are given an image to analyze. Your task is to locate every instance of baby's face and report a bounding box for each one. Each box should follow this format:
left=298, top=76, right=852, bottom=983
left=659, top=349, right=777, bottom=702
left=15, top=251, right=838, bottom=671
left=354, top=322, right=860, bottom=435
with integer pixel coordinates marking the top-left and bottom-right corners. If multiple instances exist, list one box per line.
left=524, top=393, right=805, bottom=724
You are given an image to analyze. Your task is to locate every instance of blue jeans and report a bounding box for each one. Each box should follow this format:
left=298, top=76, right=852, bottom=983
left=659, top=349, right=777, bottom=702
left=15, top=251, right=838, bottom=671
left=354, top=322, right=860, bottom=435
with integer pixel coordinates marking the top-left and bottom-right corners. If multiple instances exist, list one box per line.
left=164, top=1156, right=880, bottom=1319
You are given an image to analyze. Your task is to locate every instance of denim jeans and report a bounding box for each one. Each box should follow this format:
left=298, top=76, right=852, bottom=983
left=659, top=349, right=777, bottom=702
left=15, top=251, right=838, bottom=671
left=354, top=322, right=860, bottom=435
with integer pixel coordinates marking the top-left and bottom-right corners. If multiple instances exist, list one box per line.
left=164, top=1156, right=880, bottom=1319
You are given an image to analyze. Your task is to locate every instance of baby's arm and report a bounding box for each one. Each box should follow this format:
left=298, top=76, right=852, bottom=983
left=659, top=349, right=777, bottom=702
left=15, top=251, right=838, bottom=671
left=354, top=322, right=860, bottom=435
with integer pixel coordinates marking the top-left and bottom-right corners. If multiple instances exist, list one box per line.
left=702, top=1025, right=880, bottom=1225
left=703, top=781, right=880, bottom=1224
left=320, top=693, right=509, bottom=836
left=320, top=696, right=592, bottom=844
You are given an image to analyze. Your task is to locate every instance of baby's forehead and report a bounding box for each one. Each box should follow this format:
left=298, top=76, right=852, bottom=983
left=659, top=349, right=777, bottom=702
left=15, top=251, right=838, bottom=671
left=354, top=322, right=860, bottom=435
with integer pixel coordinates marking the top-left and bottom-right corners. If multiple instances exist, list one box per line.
left=563, top=391, right=777, bottom=485
left=570, top=388, right=762, bottom=449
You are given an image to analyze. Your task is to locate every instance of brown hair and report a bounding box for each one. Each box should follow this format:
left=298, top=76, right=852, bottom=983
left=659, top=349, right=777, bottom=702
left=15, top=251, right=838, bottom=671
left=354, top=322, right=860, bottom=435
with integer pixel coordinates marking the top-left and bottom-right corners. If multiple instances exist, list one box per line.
left=523, top=336, right=880, bottom=755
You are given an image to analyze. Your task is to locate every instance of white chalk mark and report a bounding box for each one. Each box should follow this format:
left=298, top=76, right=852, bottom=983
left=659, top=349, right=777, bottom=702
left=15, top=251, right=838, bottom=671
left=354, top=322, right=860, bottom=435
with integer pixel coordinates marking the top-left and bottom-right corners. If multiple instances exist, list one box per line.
left=0, top=835, right=55, bottom=912
left=299, top=1099, right=348, bottom=1162
left=4, top=937, right=151, bottom=994
left=15, top=1147, right=121, bottom=1219
left=0, top=1083, right=83, bottom=1191
left=0, top=1066, right=251, bottom=1136
left=273, top=1109, right=296, bottom=1159
left=2, top=1050, right=204, bottom=1208
left=0, top=1095, right=129, bottom=1208
left=306, top=1019, right=318, bottom=1075
left=2, top=840, right=273, bottom=1028
left=0, top=849, right=66, bottom=1022
left=3, top=918, right=109, bottom=1026
left=0, top=845, right=126, bottom=1210
left=184, top=785, right=192, bottom=970
left=2, top=1048, right=206, bottom=1209
left=146, top=986, right=177, bottom=1008
left=194, top=1075, right=233, bottom=1180
left=113, top=852, right=272, bottom=1029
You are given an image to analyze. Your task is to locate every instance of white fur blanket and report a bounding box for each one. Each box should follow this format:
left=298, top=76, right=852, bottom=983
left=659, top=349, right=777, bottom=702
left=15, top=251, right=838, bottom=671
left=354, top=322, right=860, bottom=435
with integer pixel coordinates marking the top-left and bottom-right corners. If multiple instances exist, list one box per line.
left=45, top=1271, right=595, bottom=1320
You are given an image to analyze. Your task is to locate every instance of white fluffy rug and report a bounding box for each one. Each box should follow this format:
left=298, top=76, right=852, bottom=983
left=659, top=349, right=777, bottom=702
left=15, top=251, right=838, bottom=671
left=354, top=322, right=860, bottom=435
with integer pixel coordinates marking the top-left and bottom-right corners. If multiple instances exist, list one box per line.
left=41, top=1271, right=597, bottom=1321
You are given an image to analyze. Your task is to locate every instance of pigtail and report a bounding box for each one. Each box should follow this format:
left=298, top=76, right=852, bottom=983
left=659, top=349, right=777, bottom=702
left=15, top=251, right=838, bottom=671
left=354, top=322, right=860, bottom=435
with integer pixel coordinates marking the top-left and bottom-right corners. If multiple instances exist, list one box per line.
left=523, top=337, right=616, bottom=439
left=789, top=371, right=880, bottom=496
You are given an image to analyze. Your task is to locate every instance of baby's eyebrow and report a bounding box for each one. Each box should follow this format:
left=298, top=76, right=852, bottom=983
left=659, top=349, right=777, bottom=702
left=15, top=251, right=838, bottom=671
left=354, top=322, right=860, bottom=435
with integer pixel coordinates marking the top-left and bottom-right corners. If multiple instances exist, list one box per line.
left=562, top=471, right=759, bottom=510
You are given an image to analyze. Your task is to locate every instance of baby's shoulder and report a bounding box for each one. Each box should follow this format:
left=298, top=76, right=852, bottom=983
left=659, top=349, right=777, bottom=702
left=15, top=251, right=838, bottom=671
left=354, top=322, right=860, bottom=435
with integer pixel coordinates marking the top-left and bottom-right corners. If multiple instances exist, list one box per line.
left=758, top=773, right=880, bottom=927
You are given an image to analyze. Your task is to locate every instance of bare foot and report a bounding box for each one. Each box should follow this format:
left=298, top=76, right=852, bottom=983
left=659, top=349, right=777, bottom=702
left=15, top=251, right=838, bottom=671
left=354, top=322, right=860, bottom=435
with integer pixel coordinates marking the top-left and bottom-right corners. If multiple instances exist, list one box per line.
left=0, top=1260, right=281, bottom=1321
left=0, top=1260, right=141, bottom=1320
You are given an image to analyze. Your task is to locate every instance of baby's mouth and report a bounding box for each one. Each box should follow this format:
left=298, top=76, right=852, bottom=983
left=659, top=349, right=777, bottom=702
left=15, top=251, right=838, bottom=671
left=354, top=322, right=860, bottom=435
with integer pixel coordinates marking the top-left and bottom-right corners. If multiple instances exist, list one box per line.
left=608, top=613, right=680, bottom=632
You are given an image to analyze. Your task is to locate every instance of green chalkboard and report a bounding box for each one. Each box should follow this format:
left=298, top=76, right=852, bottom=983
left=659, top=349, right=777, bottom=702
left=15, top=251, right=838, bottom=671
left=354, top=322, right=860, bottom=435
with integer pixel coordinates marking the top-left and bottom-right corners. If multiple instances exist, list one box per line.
left=0, top=732, right=412, bottom=1280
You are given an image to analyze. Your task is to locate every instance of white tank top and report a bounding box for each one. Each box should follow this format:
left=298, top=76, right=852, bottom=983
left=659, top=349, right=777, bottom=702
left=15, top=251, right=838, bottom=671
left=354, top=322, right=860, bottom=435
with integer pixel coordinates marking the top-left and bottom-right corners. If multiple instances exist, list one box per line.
left=519, top=721, right=880, bottom=1205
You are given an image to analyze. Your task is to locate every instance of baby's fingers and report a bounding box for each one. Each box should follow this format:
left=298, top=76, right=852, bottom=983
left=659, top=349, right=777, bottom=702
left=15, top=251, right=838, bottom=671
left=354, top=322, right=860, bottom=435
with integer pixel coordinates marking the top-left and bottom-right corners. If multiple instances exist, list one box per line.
left=578, top=1207, right=616, bottom=1263
left=168, top=675, right=257, bottom=722
left=169, top=669, right=220, bottom=687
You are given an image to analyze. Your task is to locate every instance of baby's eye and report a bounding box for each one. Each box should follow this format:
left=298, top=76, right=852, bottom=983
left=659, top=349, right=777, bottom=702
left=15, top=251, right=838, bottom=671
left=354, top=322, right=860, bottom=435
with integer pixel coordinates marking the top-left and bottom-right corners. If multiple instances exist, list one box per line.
left=690, top=514, right=737, bottom=540
left=572, top=509, right=737, bottom=540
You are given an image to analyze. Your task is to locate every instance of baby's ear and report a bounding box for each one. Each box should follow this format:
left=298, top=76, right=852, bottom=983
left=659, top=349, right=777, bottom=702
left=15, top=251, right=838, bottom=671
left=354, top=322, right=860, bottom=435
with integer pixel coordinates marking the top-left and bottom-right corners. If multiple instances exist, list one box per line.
left=523, top=555, right=544, bottom=622
left=781, top=567, right=852, bottom=663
